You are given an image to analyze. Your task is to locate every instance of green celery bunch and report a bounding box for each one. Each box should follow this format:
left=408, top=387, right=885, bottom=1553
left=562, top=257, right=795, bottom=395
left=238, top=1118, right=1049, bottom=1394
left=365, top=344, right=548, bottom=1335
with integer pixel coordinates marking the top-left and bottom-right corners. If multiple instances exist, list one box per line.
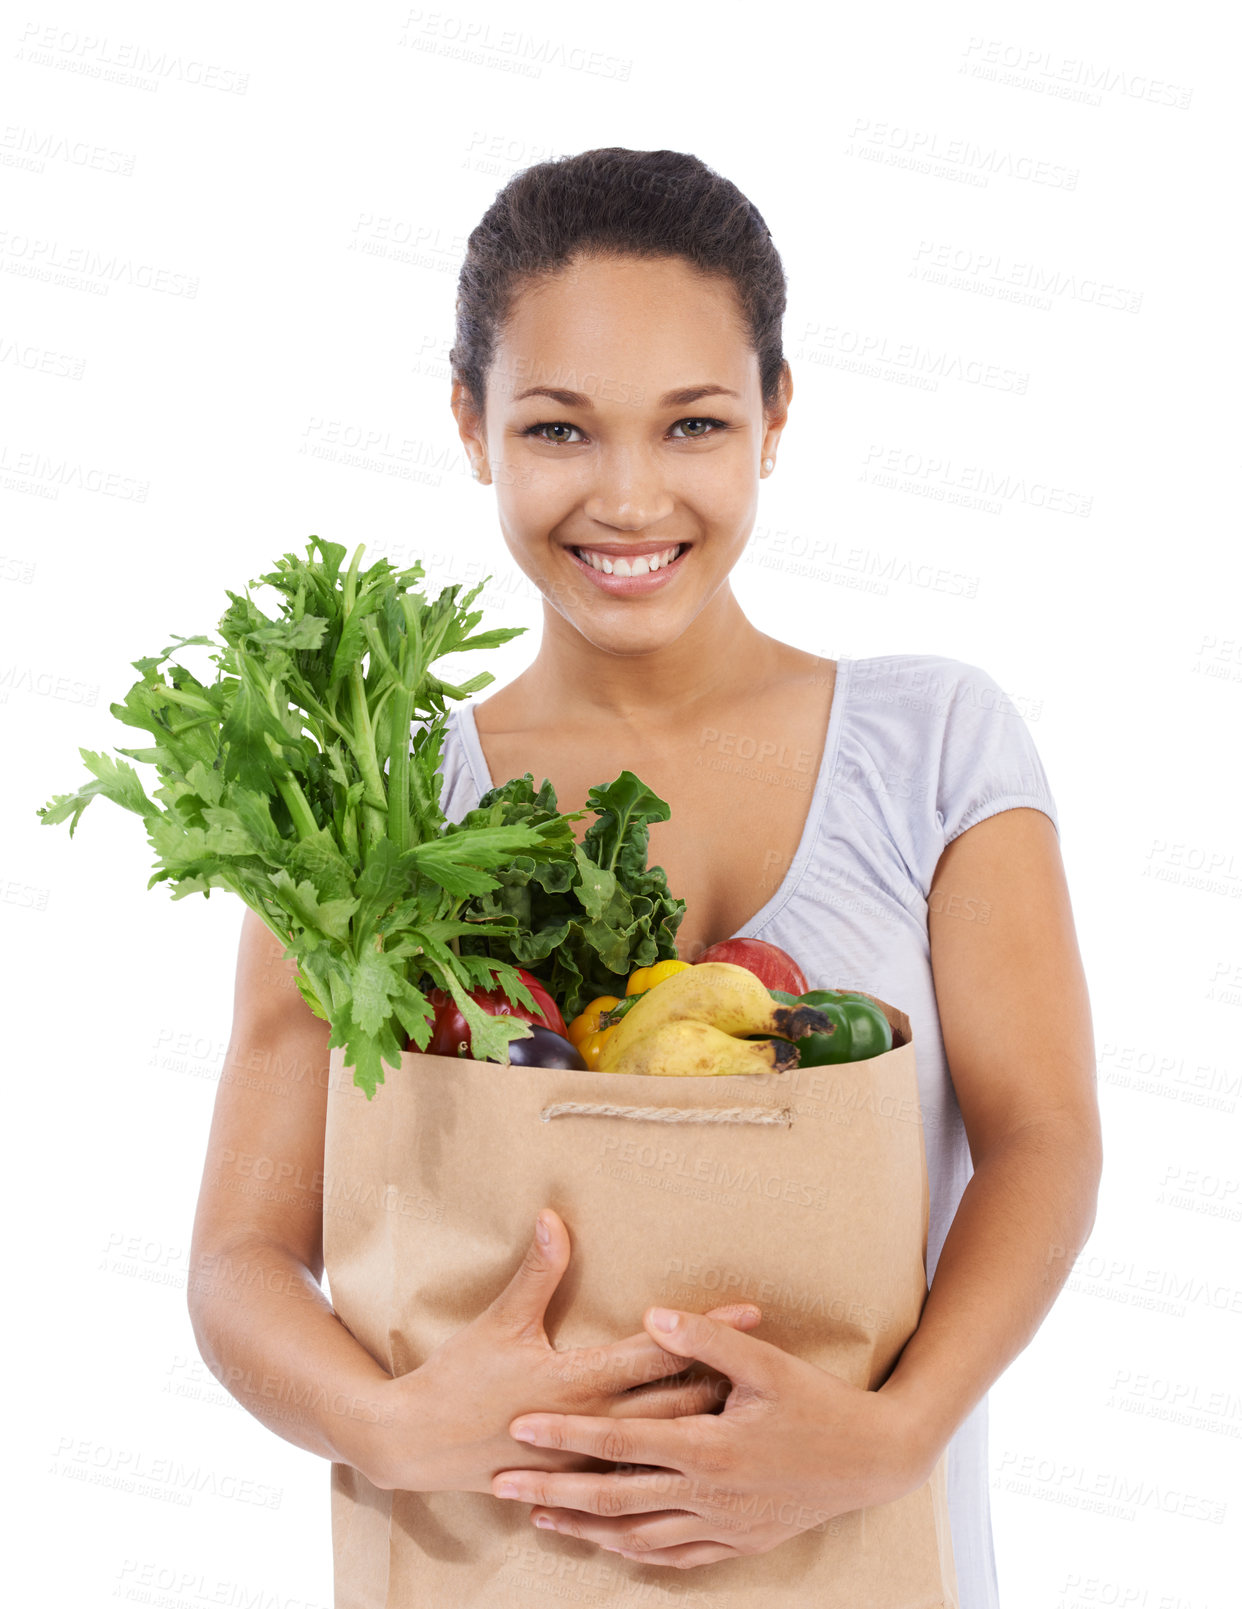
left=36, top=538, right=587, bottom=1097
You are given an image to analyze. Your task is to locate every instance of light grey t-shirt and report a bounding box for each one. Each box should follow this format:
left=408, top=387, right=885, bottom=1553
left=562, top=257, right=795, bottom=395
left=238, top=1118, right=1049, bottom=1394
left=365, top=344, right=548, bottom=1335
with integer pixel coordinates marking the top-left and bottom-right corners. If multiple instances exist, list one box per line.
left=435, top=652, right=1060, bottom=1609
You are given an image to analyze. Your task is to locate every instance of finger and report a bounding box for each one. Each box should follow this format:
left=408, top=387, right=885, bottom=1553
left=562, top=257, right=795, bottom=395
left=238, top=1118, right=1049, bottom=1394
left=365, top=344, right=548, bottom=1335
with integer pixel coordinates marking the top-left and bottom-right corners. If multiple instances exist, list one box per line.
left=493, top=1462, right=696, bottom=1517
left=641, top=1307, right=782, bottom=1387
left=705, top=1302, right=763, bottom=1330
left=610, top=1539, right=740, bottom=1567
left=552, top=1303, right=761, bottom=1396
left=502, top=1408, right=724, bottom=1475
left=487, top=1209, right=570, bottom=1340
left=531, top=1505, right=741, bottom=1563
left=609, top=1374, right=732, bottom=1419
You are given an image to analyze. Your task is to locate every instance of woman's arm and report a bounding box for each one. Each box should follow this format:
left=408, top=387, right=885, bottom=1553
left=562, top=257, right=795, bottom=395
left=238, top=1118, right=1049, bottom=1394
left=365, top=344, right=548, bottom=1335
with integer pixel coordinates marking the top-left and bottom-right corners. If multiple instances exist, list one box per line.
left=187, top=909, right=764, bottom=1489
left=877, top=804, right=1103, bottom=1450
left=186, top=906, right=394, bottom=1468
left=484, top=804, right=1103, bottom=1566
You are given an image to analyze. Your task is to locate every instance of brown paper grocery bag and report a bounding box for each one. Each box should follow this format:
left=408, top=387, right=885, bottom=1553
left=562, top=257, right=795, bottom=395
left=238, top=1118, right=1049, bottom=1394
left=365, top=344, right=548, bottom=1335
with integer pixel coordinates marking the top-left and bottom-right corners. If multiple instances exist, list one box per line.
left=322, top=992, right=958, bottom=1607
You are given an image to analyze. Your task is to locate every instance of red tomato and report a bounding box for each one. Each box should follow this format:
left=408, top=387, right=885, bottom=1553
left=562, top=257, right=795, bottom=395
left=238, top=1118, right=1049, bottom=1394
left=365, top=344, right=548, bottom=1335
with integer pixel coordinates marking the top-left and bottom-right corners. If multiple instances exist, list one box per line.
left=423, top=968, right=567, bottom=1058
left=693, top=938, right=809, bottom=997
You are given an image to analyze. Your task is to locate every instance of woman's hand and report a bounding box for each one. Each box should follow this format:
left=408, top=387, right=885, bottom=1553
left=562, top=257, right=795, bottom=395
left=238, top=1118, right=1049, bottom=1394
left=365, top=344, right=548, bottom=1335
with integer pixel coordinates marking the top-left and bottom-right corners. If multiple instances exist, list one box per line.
left=490, top=1306, right=936, bottom=1570
left=358, top=1213, right=761, bottom=1495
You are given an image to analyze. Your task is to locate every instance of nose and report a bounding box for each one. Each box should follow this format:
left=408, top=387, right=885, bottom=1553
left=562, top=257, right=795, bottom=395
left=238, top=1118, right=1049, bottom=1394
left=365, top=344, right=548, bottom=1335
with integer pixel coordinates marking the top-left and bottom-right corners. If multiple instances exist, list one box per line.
left=581, top=447, right=676, bottom=530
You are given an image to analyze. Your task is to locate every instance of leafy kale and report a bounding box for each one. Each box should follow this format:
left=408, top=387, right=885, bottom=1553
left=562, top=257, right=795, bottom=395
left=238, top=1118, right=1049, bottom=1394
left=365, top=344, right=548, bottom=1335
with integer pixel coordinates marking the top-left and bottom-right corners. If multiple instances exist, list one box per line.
left=37, top=538, right=687, bottom=1095
left=451, top=770, right=686, bottom=1021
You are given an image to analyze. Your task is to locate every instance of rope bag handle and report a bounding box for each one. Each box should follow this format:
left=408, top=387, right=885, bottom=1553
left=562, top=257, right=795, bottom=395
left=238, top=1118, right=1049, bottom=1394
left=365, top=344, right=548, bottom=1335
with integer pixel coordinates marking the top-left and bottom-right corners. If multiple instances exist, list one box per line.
left=539, top=1100, right=795, bottom=1127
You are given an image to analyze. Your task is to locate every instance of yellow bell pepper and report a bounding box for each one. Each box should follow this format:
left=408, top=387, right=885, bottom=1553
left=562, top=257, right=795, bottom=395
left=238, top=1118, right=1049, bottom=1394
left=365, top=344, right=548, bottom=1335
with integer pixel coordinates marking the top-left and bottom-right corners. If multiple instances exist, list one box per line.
left=578, top=1027, right=614, bottom=1069
left=625, top=958, right=691, bottom=995
left=567, top=995, right=621, bottom=1047
left=570, top=967, right=693, bottom=1067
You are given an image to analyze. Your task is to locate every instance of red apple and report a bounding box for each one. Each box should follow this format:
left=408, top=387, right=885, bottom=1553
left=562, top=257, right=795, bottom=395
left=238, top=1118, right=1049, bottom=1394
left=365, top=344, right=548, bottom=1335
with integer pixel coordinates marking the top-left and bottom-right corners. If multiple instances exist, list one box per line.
left=694, top=938, right=809, bottom=997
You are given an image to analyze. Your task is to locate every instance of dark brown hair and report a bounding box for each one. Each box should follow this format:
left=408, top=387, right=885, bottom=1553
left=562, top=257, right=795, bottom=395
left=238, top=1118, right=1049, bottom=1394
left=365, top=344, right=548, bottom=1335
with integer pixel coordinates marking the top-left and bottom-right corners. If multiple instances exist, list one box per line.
left=449, top=147, right=789, bottom=420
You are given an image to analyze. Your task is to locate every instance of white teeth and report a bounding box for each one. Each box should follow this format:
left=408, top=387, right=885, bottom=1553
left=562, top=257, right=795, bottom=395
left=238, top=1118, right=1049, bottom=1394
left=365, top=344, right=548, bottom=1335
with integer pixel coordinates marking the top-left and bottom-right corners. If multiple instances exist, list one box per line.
left=576, top=544, right=682, bottom=577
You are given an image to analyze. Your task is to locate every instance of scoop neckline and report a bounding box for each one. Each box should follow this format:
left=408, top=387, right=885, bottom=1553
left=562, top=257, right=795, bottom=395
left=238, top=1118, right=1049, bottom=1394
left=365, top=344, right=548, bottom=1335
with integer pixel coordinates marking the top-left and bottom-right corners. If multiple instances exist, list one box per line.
left=450, top=656, right=852, bottom=942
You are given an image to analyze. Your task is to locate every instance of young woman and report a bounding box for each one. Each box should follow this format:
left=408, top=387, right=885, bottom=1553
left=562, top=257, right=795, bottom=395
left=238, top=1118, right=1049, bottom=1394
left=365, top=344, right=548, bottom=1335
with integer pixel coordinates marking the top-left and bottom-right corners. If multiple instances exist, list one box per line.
left=189, top=149, right=1101, bottom=1607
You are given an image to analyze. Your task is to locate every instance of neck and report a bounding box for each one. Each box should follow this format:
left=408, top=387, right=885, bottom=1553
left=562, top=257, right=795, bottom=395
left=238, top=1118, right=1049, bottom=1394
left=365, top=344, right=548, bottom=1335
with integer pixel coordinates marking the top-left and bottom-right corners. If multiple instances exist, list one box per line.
left=517, top=582, right=777, bottom=726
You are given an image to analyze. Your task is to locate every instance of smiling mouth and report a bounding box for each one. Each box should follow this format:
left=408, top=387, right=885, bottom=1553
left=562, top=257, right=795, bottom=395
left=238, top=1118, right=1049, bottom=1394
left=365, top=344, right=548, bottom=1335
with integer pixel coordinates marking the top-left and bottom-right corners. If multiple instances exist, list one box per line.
left=569, top=543, right=688, bottom=577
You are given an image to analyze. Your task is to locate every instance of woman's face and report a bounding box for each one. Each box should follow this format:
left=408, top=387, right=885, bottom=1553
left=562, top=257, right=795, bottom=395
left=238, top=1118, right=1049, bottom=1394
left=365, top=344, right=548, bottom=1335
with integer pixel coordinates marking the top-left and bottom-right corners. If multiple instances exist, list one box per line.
left=455, top=253, right=789, bottom=659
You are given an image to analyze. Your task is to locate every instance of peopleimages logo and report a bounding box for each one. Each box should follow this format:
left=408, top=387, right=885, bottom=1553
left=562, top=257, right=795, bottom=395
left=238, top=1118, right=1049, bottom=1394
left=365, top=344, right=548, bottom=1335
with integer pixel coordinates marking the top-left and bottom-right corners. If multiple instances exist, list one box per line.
left=0, top=663, right=99, bottom=704
left=860, top=443, right=1093, bottom=516
left=116, top=1560, right=330, bottom=1609
left=912, top=240, right=1143, bottom=314
left=0, top=230, right=199, bottom=297
left=662, top=1258, right=896, bottom=1332
left=598, top=1135, right=831, bottom=1212
left=795, top=322, right=1030, bottom=395
left=846, top=118, right=1079, bottom=190
left=14, top=24, right=250, bottom=93
left=960, top=36, right=1194, bottom=110
left=397, top=10, right=632, bottom=81
left=0, top=444, right=149, bottom=500
left=0, top=123, right=136, bottom=176
left=992, top=1450, right=1226, bottom=1525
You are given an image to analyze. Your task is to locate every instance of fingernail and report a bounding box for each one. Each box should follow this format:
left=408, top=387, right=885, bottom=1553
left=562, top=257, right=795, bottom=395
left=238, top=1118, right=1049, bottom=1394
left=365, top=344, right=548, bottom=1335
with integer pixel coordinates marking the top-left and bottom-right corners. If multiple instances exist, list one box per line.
left=535, top=1213, right=550, bottom=1245
left=533, top=1515, right=555, bottom=1529
left=650, top=1307, right=678, bottom=1332
left=495, top=1480, right=519, bottom=1497
left=511, top=1423, right=538, bottom=1442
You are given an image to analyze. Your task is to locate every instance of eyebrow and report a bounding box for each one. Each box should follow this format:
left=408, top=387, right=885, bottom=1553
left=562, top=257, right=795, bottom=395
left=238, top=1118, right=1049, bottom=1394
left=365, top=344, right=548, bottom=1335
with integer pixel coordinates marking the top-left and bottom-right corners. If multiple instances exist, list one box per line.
left=510, top=383, right=740, bottom=409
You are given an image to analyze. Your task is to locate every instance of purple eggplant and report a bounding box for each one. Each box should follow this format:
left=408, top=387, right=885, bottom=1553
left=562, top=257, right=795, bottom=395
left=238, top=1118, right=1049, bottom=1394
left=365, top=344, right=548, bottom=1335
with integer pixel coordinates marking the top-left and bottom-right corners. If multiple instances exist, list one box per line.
left=503, top=1026, right=588, bottom=1070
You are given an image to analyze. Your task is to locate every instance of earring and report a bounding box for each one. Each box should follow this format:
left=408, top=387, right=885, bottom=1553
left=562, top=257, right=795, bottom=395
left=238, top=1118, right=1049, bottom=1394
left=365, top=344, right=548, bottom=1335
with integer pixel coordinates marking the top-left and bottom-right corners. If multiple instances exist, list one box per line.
left=471, top=464, right=481, bottom=480
left=762, top=457, right=774, bottom=472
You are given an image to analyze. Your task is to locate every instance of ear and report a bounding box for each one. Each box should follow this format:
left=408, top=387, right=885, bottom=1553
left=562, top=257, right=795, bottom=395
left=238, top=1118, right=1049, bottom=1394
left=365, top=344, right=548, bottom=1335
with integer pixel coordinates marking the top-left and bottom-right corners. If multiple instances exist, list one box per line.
left=761, top=359, right=792, bottom=459
left=450, top=378, right=488, bottom=467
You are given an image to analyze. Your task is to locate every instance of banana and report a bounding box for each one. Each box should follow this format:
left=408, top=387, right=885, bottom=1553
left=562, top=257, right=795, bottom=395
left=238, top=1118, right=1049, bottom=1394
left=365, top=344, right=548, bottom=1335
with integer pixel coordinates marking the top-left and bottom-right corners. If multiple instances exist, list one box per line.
left=598, top=1016, right=801, bottom=1078
left=597, top=962, right=834, bottom=1075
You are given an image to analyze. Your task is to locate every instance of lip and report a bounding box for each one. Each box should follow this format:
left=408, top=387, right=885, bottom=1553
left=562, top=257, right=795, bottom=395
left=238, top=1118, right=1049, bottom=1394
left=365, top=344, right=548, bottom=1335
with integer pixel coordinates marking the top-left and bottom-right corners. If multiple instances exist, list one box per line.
left=565, top=541, right=691, bottom=596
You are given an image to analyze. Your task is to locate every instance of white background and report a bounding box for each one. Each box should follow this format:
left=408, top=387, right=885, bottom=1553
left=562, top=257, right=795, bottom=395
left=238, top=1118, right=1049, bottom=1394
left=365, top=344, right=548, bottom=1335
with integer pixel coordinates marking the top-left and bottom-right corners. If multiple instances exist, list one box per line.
left=2, top=3, right=1237, bottom=1606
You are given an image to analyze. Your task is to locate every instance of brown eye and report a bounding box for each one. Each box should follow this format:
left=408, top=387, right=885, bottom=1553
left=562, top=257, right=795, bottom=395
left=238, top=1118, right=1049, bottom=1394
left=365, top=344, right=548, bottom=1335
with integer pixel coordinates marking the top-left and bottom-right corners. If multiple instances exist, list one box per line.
left=523, top=422, right=583, bottom=444
left=522, top=416, right=728, bottom=445
left=670, top=417, right=727, bottom=438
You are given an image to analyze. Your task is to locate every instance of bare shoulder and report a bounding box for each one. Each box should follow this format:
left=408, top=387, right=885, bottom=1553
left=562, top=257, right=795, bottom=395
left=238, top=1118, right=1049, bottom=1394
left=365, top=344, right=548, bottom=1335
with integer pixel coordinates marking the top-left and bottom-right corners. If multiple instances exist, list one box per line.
left=755, top=636, right=836, bottom=694
left=188, top=906, right=333, bottom=1285
left=472, top=670, right=535, bottom=736
left=742, top=641, right=837, bottom=730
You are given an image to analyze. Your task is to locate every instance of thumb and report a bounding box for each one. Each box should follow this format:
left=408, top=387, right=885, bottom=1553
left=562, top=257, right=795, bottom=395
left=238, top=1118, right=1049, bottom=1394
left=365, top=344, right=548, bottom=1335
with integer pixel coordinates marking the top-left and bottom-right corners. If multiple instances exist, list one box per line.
left=488, top=1209, right=570, bottom=1338
left=642, top=1305, right=777, bottom=1382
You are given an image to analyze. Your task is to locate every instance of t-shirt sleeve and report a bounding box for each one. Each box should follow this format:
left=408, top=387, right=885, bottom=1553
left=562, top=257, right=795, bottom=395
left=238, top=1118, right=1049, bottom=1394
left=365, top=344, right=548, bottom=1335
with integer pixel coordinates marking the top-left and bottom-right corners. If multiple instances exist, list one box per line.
left=936, top=660, right=1059, bottom=848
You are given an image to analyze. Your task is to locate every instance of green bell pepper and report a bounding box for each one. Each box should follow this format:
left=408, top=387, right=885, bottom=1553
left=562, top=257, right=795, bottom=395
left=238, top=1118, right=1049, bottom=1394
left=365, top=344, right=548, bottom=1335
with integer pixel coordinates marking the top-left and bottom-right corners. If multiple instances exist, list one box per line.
left=769, top=988, right=893, bottom=1065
